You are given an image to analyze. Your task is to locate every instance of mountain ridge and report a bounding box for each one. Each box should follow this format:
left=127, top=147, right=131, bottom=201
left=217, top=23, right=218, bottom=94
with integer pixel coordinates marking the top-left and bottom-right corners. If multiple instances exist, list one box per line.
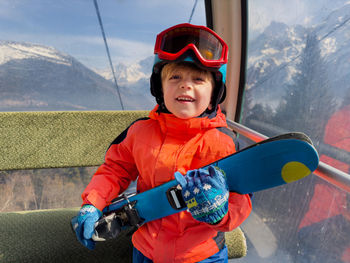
left=0, top=40, right=155, bottom=111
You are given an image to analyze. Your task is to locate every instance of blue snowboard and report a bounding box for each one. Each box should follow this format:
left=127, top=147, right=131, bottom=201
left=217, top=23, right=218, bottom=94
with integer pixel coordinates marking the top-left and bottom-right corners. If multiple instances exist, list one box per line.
left=76, top=133, right=319, bottom=241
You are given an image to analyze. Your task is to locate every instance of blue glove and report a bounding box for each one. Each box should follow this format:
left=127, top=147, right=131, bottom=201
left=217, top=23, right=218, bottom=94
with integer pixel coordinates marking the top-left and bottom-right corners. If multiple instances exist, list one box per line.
left=71, top=205, right=102, bottom=250
left=175, top=165, right=229, bottom=224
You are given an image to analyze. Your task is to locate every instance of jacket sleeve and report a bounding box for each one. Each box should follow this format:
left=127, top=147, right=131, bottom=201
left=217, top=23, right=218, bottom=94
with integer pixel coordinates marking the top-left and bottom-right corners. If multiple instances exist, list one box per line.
left=81, top=124, right=140, bottom=211
left=210, top=192, right=252, bottom=232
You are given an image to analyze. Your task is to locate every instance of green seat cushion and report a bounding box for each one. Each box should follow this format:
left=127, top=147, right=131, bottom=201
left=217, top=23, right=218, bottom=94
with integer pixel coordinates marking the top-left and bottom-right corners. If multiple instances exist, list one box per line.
left=0, top=208, right=133, bottom=263
left=0, top=209, right=247, bottom=262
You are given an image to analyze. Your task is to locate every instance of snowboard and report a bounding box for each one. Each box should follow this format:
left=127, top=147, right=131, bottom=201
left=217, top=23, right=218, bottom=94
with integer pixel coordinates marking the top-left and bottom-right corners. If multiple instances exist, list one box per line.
left=74, top=132, right=319, bottom=241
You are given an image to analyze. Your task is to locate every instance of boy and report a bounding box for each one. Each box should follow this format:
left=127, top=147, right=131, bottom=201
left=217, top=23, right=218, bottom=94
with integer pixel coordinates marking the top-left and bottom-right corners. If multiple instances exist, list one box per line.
left=72, top=23, right=252, bottom=263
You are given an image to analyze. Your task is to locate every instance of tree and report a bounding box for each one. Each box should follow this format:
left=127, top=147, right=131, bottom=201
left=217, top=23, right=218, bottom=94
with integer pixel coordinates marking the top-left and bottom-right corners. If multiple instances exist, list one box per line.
left=243, top=102, right=277, bottom=137
left=273, top=31, right=336, bottom=144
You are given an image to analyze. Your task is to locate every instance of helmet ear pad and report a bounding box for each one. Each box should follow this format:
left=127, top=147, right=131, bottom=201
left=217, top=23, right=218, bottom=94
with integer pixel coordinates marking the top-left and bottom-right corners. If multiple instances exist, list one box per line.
left=150, top=67, right=171, bottom=113
left=209, top=72, right=226, bottom=112
left=150, top=71, right=164, bottom=106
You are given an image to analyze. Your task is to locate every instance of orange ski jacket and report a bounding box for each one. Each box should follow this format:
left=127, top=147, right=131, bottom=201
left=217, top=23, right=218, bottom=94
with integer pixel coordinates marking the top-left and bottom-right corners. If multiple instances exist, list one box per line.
left=82, top=105, right=252, bottom=263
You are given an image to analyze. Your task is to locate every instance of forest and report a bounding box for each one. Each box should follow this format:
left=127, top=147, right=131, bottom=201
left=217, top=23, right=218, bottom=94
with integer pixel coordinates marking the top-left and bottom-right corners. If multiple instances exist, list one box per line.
left=0, top=167, right=95, bottom=212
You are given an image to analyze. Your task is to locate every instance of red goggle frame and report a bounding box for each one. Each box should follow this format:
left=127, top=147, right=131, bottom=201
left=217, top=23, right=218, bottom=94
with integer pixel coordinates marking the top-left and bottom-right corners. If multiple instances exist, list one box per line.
left=154, top=23, right=228, bottom=68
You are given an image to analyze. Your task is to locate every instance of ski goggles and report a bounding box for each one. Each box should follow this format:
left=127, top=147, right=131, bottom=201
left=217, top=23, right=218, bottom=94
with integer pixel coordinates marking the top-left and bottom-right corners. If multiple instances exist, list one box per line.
left=154, top=23, right=228, bottom=68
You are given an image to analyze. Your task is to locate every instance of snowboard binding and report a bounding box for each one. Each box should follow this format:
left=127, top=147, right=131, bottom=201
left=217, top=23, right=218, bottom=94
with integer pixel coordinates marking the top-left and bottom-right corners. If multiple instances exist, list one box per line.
left=92, top=193, right=144, bottom=241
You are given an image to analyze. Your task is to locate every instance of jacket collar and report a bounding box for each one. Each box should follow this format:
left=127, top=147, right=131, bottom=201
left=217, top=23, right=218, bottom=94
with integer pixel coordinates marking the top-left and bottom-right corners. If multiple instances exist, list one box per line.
left=149, top=105, right=228, bottom=136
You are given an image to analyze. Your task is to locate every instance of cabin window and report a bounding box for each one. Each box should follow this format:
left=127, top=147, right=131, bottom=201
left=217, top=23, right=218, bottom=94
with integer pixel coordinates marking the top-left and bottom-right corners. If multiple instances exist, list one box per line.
left=0, top=1, right=205, bottom=113
left=240, top=1, right=350, bottom=262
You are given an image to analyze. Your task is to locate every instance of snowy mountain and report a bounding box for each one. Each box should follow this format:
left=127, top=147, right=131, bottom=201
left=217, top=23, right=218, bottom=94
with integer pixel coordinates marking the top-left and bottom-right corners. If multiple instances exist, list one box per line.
left=0, top=41, right=155, bottom=111
left=96, top=56, right=153, bottom=85
left=0, top=41, right=72, bottom=66
left=245, top=22, right=308, bottom=107
left=246, top=2, right=350, bottom=108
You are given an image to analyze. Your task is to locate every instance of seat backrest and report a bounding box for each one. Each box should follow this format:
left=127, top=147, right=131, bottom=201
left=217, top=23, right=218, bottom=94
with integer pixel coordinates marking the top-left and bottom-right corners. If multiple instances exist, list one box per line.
left=0, top=111, right=148, bottom=170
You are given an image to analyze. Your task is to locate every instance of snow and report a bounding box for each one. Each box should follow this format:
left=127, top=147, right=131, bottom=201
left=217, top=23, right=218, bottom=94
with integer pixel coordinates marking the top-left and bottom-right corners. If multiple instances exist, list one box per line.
left=0, top=41, right=71, bottom=66
left=261, top=48, right=279, bottom=56
left=95, top=62, right=150, bottom=84
left=321, top=37, right=337, bottom=56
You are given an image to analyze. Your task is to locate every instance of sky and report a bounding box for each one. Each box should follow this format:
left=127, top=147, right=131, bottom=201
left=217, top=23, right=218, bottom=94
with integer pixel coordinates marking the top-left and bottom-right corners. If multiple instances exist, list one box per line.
left=0, top=0, right=346, bottom=70
left=0, top=0, right=207, bottom=69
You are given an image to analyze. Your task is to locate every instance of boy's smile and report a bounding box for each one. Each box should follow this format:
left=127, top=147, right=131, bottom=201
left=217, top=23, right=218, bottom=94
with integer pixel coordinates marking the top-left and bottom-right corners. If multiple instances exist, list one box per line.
left=162, top=64, right=214, bottom=119
left=176, top=95, right=195, bottom=102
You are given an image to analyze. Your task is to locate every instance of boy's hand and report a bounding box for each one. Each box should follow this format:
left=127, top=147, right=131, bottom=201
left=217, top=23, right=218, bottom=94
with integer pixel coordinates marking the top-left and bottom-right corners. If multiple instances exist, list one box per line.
left=175, top=165, right=229, bottom=224
left=71, top=205, right=102, bottom=250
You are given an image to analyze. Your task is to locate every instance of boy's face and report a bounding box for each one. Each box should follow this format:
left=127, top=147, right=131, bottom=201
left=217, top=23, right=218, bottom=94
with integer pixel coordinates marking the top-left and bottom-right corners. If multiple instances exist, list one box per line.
left=161, top=64, right=214, bottom=119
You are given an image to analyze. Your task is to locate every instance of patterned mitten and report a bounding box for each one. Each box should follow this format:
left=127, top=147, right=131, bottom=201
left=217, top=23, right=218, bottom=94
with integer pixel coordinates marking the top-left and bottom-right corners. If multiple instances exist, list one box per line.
left=175, top=165, right=229, bottom=224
